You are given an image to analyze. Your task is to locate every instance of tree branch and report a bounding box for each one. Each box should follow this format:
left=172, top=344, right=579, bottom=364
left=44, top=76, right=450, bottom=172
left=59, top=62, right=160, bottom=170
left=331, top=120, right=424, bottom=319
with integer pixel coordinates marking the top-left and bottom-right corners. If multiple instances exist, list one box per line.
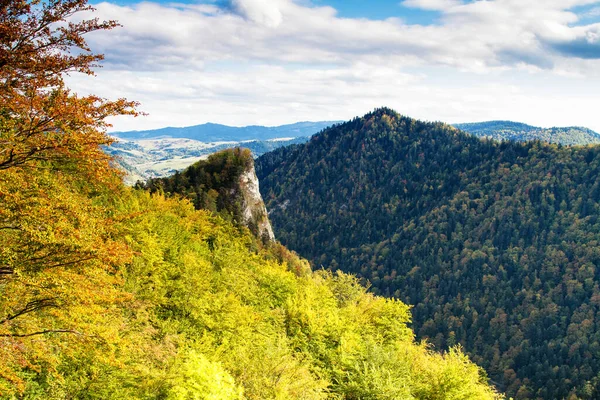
left=0, top=329, right=83, bottom=338
left=0, top=298, right=58, bottom=324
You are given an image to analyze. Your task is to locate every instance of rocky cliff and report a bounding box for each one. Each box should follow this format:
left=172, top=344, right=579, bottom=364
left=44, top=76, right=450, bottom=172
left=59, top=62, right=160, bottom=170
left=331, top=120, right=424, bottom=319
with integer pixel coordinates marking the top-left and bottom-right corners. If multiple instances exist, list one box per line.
left=238, top=165, right=275, bottom=241
left=139, top=147, right=275, bottom=242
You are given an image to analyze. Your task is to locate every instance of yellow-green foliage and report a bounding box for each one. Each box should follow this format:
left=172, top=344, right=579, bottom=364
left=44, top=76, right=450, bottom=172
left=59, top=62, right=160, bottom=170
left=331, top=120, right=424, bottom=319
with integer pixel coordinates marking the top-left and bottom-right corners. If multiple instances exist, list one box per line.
left=0, top=173, right=504, bottom=399
left=1, top=183, right=503, bottom=399
left=110, top=189, right=503, bottom=399
left=167, top=350, right=243, bottom=400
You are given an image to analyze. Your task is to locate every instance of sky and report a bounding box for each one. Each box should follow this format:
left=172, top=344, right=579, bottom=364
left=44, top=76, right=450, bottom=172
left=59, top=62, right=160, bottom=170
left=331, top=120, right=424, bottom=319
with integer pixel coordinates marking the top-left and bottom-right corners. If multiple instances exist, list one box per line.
left=67, top=0, right=600, bottom=132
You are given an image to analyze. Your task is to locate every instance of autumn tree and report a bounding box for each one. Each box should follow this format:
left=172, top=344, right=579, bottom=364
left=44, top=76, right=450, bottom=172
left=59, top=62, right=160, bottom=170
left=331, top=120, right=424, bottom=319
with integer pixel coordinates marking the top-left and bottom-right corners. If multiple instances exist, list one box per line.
left=0, top=0, right=139, bottom=394
left=0, top=0, right=138, bottom=171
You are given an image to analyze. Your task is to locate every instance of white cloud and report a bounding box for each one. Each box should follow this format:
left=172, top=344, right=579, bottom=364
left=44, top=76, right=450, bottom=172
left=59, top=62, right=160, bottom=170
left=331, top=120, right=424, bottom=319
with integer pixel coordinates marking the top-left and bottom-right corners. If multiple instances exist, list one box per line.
left=88, top=0, right=600, bottom=71
left=230, top=0, right=284, bottom=27
left=69, top=0, right=600, bottom=132
left=401, top=0, right=462, bottom=11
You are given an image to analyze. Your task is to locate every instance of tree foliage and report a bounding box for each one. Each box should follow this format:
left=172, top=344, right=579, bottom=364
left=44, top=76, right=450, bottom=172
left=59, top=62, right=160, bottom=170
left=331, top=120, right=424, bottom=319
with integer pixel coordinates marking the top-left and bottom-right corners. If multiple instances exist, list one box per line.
left=0, top=0, right=137, bottom=393
left=104, top=189, right=503, bottom=400
left=0, top=0, right=138, bottom=172
left=1, top=184, right=503, bottom=398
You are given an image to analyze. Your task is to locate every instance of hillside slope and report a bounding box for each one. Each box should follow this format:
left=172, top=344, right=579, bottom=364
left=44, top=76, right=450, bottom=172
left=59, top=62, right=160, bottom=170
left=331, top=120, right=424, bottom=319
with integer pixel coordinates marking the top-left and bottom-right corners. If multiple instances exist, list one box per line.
left=454, top=120, right=600, bottom=145
left=0, top=149, right=503, bottom=399
left=257, top=108, right=600, bottom=399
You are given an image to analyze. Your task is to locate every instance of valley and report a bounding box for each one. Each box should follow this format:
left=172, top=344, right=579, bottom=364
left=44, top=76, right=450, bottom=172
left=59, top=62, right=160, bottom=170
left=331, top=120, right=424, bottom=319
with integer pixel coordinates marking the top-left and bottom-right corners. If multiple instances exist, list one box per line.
left=106, top=121, right=337, bottom=184
left=107, top=136, right=308, bottom=184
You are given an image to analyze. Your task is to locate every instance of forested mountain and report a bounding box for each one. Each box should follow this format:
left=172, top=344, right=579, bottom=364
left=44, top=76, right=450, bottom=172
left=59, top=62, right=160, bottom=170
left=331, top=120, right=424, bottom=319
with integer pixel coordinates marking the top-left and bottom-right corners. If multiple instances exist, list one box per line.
left=257, top=108, right=600, bottom=399
left=0, top=2, right=501, bottom=398
left=454, top=120, right=600, bottom=145
left=113, top=121, right=338, bottom=142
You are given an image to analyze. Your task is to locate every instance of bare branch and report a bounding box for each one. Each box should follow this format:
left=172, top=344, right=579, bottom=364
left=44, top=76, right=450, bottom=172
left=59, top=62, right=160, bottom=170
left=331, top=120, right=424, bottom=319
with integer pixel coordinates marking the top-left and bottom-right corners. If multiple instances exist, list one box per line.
left=0, top=329, right=83, bottom=338
left=0, top=298, right=58, bottom=324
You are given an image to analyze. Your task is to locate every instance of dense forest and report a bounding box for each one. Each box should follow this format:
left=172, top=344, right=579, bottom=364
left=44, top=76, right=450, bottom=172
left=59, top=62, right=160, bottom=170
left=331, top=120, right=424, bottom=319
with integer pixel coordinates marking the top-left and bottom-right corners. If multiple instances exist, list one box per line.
left=3, top=177, right=504, bottom=398
left=454, top=121, right=600, bottom=145
left=257, top=108, right=600, bottom=399
left=0, top=1, right=501, bottom=398
left=3, top=175, right=503, bottom=398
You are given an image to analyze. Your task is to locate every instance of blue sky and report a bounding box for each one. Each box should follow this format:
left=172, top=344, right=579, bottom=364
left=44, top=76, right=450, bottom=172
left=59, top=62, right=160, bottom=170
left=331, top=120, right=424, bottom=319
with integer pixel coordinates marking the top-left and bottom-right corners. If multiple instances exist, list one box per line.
left=73, top=0, right=600, bottom=131
left=92, top=0, right=600, bottom=24
left=313, top=0, right=443, bottom=23
left=93, top=0, right=444, bottom=23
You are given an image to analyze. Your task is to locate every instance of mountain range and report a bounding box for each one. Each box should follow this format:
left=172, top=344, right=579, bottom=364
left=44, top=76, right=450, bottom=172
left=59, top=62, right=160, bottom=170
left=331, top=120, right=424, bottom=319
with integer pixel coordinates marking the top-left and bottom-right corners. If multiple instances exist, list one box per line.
left=106, top=121, right=338, bottom=184
left=107, top=119, right=600, bottom=185
left=255, top=108, right=600, bottom=399
left=454, top=121, right=600, bottom=145
left=113, top=121, right=340, bottom=142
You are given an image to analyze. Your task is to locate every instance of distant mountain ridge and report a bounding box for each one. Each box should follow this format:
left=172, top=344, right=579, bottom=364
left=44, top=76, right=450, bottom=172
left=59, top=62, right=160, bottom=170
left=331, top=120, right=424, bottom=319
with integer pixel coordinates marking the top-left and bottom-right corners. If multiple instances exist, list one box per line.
left=107, top=118, right=600, bottom=186
left=453, top=120, right=600, bottom=145
left=113, top=119, right=600, bottom=145
left=107, top=121, right=339, bottom=184
left=113, top=121, right=341, bottom=142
